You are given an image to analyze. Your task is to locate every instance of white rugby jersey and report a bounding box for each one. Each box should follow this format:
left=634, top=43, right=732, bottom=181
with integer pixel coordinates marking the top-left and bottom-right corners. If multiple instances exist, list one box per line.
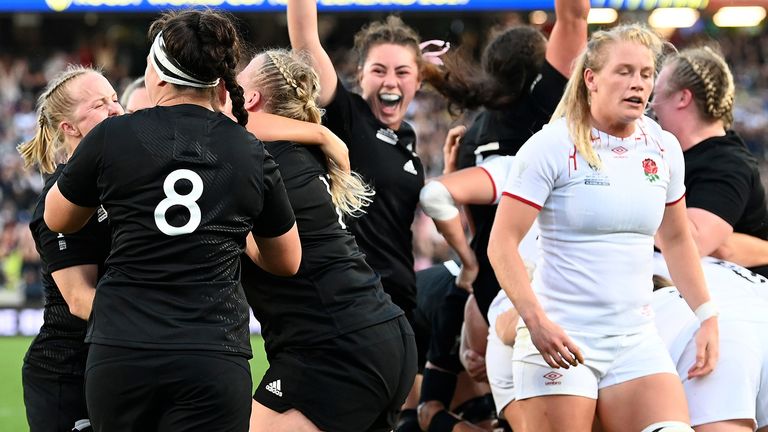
left=652, top=254, right=768, bottom=361
left=503, top=116, right=685, bottom=334
left=478, top=155, right=540, bottom=267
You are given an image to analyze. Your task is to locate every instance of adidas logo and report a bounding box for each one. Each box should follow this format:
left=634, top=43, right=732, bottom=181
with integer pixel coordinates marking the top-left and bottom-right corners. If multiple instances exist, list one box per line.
left=265, top=379, right=282, bottom=397
left=403, top=160, right=417, bottom=175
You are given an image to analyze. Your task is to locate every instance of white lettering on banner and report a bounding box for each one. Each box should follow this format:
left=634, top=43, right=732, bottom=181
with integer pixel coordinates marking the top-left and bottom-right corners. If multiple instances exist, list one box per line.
left=0, top=310, right=17, bottom=336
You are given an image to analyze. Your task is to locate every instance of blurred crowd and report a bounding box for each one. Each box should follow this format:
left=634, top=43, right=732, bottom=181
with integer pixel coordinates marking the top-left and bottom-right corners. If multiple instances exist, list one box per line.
left=2, top=15, right=768, bottom=305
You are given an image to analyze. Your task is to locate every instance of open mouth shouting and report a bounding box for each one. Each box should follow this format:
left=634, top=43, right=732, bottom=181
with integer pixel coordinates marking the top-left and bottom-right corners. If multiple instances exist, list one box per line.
left=624, top=96, right=644, bottom=107
left=378, top=92, right=402, bottom=115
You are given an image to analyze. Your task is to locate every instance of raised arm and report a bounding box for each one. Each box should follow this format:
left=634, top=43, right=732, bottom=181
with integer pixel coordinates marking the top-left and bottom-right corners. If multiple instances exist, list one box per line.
left=287, top=0, right=338, bottom=106
left=547, top=0, right=590, bottom=77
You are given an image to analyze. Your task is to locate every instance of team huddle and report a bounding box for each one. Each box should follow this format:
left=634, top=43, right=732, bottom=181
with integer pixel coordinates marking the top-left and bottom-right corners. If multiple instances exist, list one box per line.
left=15, top=1, right=768, bottom=431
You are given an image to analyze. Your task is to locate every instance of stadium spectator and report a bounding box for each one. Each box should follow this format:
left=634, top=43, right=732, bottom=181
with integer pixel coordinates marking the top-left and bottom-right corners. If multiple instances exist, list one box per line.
left=488, top=23, right=717, bottom=432
left=43, top=9, right=300, bottom=431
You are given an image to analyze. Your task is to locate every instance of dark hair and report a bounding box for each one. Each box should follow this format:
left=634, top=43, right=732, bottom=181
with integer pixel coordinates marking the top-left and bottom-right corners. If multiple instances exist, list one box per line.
left=423, top=26, right=547, bottom=113
left=148, top=9, right=247, bottom=126
left=353, top=15, right=422, bottom=71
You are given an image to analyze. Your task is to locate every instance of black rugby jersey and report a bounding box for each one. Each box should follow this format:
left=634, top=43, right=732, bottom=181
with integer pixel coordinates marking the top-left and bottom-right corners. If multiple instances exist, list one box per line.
left=684, top=131, right=768, bottom=276
left=241, top=141, right=402, bottom=355
left=323, top=80, right=425, bottom=313
left=56, top=104, right=295, bottom=356
left=24, top=165, right=110, bottom=375
left=457, top=61, right=567, bottom=317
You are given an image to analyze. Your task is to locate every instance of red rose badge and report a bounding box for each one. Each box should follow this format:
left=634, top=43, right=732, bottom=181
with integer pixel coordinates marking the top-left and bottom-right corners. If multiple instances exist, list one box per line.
left=642, top=158, right=659, bottom=182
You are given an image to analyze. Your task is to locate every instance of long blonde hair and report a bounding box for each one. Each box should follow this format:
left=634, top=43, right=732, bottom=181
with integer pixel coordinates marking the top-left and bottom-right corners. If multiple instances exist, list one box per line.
left=662, top=46, right=735, bottom=129
left=17, top=65, right=97, bottom=174
left=244, top=49, right=374, bottom=216
left=551, top=24, right=664, bottom=169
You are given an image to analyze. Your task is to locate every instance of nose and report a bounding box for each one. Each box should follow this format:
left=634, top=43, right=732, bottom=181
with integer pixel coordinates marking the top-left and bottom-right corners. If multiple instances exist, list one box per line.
left=630, top=72, right=646, bottom=91
left=383, top=69, right=397, bottom=87
left=109, top=100, right=124, bottom=116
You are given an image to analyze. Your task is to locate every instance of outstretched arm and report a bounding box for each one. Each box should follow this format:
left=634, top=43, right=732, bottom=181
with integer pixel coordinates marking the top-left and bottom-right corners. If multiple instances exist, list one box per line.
left=547, top=0, right=590, bottom=77
left=247, top=112, right=350, bottom=173
left=287, top=0, right=339, bottom=106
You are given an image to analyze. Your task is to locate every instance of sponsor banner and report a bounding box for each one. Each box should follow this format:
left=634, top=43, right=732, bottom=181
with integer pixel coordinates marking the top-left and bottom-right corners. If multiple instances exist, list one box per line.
left=0, top=0, right=710, bottom=13
left=0, top=307, right=263, bottom=336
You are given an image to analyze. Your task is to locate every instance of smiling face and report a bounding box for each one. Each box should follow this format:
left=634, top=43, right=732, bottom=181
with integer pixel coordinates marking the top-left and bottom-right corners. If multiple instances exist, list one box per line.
left=585, top=41, right=655, bottom=137
left=358, top=43, right=421, bottom=131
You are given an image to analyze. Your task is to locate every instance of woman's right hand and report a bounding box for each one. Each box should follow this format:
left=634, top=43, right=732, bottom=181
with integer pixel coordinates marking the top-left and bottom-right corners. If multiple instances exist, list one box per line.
left=443, top=125, right=466, bottom=175
left=320, top=126, right=350, bottom=173
left=527, top=314, right=584, bottom=369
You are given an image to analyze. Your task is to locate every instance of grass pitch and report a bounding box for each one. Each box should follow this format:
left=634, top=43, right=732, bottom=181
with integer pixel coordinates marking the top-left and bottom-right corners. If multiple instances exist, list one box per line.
left=0, top=336, right=270, bottom=431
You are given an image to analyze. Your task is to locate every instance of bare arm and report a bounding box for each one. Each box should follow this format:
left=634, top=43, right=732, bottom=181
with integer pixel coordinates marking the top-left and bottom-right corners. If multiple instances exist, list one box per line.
left=247, top=224, right=302, bottom=277
left=712, top=232, right=768, bottom=267
left=488, top=196, right=583, bottom=369
left=247, top=111, right=350, bottom=173
left=44, top=183, right=96, bottom=234
left=686, top=207, right=733, bottom=257
left=459, top=295, right=489, bottom=382
left=546, top=0, right=590, bottom=77
left=287, top=0, right=338, bottom=106
left=52, top=265, right=97, bottom=320
left=656, top=199, right=718, bottom=378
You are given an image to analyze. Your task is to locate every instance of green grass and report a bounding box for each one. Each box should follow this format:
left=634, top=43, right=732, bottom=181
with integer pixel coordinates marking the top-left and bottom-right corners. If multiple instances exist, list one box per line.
left=0, top=336, right=270, bottom=431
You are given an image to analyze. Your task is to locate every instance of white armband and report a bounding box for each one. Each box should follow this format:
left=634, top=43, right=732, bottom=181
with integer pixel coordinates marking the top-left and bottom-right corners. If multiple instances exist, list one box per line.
left=694, top=301, right=719, bottom=323
left=420, top=181, right=459, bottom=221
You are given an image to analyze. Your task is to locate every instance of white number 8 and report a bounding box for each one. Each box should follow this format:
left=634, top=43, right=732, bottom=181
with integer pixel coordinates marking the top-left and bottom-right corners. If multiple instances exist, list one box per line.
left=154, top=169, right=204, bottom=236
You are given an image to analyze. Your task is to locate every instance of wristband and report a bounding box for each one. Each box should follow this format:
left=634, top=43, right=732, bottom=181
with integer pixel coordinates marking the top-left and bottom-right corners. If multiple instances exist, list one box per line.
left=694, top=301, right=719, bottom=323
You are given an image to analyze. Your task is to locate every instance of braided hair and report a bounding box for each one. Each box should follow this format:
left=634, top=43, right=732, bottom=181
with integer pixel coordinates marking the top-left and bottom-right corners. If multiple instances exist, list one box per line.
left=243, top=49, right=374, bottom=217
left=663, top=46, right=735, bottom=129
left=148, top=9, right=248, bottom=126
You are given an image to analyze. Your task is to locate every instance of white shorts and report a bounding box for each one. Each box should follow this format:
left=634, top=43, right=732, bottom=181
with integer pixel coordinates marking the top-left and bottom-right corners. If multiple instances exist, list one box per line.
left=486, top=296, right=516, bottom=414
left=513, top=325, right=678, bottom=400
left=676, top=320, right=768, bottom=428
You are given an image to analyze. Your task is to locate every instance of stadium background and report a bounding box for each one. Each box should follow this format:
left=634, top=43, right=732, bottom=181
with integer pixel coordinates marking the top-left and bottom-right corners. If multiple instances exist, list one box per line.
left=1, top=0, right=767, bottom=429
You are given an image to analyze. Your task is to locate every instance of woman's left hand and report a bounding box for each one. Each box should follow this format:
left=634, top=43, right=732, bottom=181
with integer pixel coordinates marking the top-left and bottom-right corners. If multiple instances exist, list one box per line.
left=688, top=317, right=719, bottom=379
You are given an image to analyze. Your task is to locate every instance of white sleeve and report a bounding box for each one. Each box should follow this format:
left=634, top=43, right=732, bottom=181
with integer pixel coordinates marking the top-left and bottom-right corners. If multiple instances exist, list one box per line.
left=476, top=155, right=515, bottom=204
left=500, top=126, right=564, bottom=210
left=662, top=131, right=686, bottom=205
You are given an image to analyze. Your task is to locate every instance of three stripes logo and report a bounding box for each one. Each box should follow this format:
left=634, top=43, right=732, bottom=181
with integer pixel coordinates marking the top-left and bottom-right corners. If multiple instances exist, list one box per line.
left=265, top=379, right=282, bottom=397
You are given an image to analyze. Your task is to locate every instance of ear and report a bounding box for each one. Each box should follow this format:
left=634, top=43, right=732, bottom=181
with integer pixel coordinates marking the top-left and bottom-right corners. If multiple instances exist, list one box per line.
left=584, top=68, right=597, bottom=92
left=60, top=120, right=80, bottom=138
left=243, top=89, right=263, bottom=112
left=678, top=88, right=694, bottom=109
left=214, top=82, right=227, bottom=108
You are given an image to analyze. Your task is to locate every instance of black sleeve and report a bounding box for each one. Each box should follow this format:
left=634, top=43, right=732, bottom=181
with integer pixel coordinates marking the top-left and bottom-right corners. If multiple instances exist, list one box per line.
left=251, top=152, right=296, bottom=238
left=57, top=122, right=104, bottom=208
left=321, top=78, right=357, bottom=150
left=685, top=154, right=752, bottom=226
left=530, top=60, right=569, bottom=115
left=34, top=217, right=105, bottom=273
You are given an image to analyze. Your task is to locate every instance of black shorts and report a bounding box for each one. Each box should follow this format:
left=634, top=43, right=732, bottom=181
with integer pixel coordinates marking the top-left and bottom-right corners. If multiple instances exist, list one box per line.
left=85, top=345, right=251, bottom=432
left=254, top=316, right=417, bottom=432
left=22, top=362, right=89, bottom=432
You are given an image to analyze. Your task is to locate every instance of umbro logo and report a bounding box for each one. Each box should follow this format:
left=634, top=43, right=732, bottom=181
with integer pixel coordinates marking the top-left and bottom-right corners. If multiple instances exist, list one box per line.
left=265, top=379, right=282, bottom=397
left=543, top=371, right=563, bottom=386
left=611, top=146, right=628, bottom=155
left=403, top=160, right=418, bottom=175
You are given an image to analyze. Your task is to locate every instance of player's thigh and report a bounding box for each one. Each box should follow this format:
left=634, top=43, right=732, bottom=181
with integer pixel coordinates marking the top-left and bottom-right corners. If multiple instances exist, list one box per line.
left=250, top=400, right=321, bottom=432
left=694, top=419, right=755, bottom=432
left=23, top=363, right=88, bottom=432
left=598, top=373, right=689, bottom=432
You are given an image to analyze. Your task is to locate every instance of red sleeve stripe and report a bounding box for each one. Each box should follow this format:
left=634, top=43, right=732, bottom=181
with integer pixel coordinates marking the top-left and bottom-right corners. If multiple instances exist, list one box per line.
left=666, top=193, right=685, bottom=207
left=478, top=166, right=497, bottom=204
left=502, top=192, right=543, bottom=211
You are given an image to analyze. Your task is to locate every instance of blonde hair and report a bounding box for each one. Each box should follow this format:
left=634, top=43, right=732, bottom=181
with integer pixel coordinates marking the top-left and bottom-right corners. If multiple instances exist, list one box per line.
left=17, top=65, right=98, bottom=174
left=663, top=46, right=735, bottom=129
left=551, top=23, right=664, bottom=169
left=246, top=49, right=374, bottom=217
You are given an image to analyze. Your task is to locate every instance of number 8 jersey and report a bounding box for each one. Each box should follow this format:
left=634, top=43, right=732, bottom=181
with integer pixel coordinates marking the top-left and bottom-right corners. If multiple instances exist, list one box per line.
left=56, top=105, right=296, bottom=356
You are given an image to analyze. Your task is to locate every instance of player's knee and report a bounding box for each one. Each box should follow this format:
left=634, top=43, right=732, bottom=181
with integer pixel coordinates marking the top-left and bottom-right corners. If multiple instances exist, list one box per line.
left=640, top=421, right=695, bottom=432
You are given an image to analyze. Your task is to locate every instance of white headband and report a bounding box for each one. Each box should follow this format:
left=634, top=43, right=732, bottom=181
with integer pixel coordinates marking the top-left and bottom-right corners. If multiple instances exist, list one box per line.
left=149, top=31, right=220, bottom=88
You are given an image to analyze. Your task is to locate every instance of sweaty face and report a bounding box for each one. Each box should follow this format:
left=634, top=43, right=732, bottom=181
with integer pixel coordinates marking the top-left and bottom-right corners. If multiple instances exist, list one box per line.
left=585, top=41, right=655, bottom=137
left=69, top=72, right=123, bottom=138
left=359, top=43, right=421, bottom=131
